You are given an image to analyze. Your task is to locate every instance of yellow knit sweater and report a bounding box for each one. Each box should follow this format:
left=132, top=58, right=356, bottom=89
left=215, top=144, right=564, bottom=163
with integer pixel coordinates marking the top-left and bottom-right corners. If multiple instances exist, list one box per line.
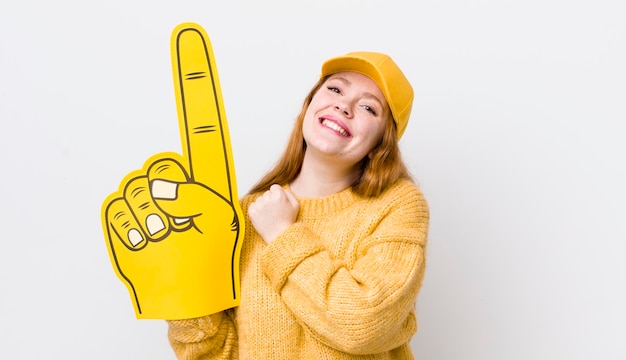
left=168, top=179, right=429, bottom=359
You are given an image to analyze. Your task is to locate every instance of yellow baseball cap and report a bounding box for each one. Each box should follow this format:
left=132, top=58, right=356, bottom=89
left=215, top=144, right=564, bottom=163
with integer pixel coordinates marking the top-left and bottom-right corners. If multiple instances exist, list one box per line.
left=320, top=51, right=414, bottom=138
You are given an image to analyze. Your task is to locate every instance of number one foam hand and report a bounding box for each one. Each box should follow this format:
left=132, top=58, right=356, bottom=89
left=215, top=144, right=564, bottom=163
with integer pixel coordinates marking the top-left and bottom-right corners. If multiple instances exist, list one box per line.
left=101, top=23, right=245, bottom=320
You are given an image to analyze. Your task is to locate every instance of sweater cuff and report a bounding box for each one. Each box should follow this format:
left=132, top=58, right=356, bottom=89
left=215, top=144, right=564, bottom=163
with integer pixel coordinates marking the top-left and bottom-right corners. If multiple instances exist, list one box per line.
left=167, top=312, right=223, bottom=343
left=261, top=223, right=324, bottom=292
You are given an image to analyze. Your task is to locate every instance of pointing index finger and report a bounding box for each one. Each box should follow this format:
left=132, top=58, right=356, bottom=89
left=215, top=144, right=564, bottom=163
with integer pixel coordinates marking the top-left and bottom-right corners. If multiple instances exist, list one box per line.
left=171, top=23, right=235, bottom=202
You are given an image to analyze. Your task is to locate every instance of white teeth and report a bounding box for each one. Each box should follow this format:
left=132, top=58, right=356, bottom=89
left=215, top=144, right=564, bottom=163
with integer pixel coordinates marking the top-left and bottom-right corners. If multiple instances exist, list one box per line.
left=322, top=120, right=348, bottom=136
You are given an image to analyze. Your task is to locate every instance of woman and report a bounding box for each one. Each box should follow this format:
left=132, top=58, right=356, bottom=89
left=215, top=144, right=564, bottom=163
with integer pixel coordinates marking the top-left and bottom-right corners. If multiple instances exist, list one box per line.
left=167, top=51, right=429, bottom=359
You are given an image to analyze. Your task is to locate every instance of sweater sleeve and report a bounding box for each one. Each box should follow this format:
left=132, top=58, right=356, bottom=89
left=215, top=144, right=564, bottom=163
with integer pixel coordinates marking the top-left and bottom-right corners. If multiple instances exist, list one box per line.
left=167, top=309, right=238, bottom=360
left=260, top=184, right=429, bottom=355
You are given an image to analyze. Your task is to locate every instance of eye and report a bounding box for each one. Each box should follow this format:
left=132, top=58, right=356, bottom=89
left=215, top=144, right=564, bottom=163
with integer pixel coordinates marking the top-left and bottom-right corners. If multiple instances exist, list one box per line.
left=327, top=86, right=341, bottom=94
left=362, top=105, right=377, bottom=116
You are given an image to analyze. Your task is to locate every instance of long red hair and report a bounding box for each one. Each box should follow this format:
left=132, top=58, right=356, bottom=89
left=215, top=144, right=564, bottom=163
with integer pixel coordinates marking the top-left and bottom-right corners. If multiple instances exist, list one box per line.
left=247, top=76, right=413, bottom=197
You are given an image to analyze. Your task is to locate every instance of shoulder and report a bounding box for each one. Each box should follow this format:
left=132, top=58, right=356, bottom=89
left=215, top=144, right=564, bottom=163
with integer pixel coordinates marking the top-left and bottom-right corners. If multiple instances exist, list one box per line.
left=356, top=179, right=429, bottom=250
left=353, top=179, right=429, bottom=226
left=378, top=179, right=428, bottom=210
left=376, top=179, right=429, bottom=228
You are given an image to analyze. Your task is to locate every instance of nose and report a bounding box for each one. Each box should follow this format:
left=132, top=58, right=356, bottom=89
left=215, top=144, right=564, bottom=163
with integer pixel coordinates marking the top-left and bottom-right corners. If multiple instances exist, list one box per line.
left=334, top=102, right=352, bottom=117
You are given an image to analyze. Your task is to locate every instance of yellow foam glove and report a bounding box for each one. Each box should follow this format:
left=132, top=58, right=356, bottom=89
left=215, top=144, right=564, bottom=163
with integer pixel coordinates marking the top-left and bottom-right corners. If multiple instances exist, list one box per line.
left=101, top=23, right=244, bottom=320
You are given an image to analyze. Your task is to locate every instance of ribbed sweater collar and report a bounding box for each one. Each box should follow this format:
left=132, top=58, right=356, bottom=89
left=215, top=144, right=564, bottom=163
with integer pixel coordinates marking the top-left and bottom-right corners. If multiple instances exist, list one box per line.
left=290, top=186, right=360, bottom=219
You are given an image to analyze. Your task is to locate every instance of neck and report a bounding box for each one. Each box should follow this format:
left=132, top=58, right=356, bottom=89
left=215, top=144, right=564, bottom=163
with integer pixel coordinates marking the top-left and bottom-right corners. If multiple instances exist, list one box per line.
left=290, top=151, right=361, bottom=198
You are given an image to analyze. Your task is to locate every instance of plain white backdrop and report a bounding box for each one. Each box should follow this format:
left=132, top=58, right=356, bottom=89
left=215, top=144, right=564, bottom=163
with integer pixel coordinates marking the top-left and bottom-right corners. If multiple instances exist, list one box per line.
left=1, top=0, right=625, bottom=359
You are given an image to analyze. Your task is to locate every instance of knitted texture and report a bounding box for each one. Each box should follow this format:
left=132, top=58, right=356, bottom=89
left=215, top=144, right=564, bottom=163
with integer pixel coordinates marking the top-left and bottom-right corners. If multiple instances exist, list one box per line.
left=168, top=179, right=429, bottom=359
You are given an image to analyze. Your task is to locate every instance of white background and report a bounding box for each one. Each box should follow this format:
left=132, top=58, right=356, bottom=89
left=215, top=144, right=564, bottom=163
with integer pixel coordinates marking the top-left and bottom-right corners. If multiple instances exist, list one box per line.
left=1, top=0, right=625, bottom=359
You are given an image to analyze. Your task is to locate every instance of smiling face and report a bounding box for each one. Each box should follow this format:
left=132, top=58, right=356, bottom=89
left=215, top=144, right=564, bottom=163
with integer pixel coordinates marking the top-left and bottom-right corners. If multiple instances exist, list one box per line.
left=302, top=71, right=390, bottom=168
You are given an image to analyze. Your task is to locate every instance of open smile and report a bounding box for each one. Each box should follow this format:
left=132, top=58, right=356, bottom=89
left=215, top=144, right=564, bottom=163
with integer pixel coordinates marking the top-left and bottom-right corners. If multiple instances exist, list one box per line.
left=320, top=118, right=351, bottom=137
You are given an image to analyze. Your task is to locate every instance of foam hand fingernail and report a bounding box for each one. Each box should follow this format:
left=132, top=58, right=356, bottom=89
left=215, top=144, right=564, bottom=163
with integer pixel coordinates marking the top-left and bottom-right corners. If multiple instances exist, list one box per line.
left=174, top=217, right=190, bottom=224
left=152, top=179, right=178, bottom=199
left=147, top=214, right=165, bottom=235
left=128, top=228, right=144, bottom=247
